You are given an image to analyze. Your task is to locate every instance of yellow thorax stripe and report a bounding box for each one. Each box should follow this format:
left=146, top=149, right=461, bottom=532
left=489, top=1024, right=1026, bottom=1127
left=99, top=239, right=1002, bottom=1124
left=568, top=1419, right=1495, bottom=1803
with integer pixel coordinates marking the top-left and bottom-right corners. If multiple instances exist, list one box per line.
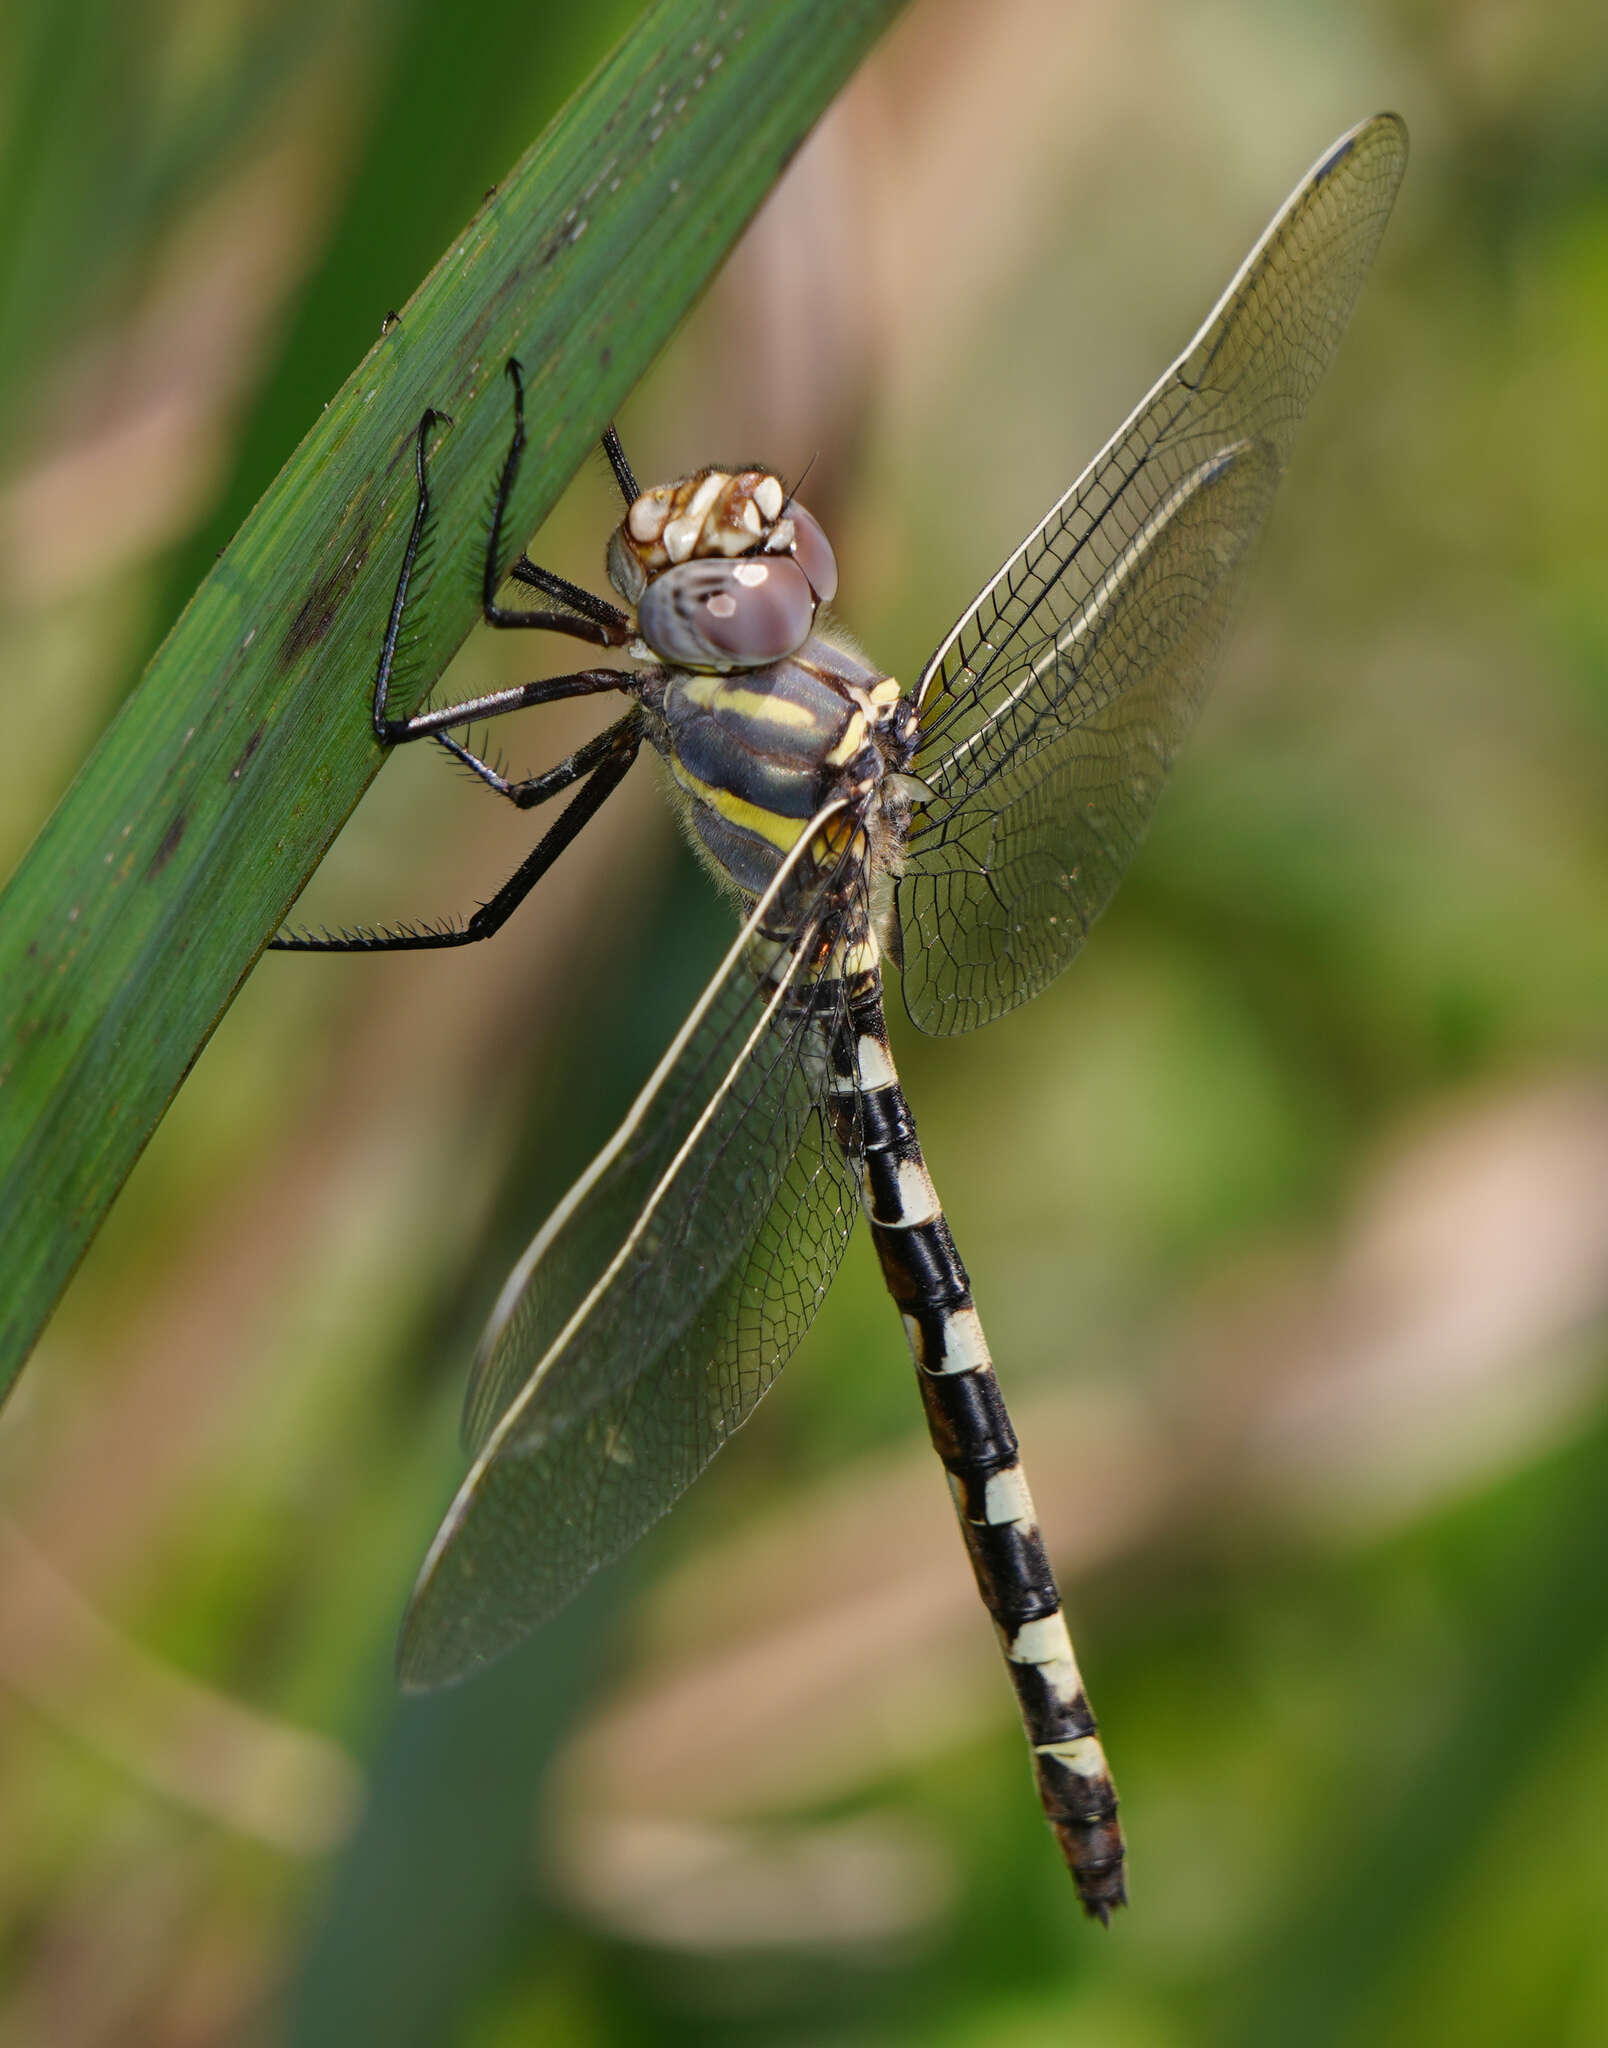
left=671, top=765, right=810, bottom=854
left=675, top=673, right=820, bottom=734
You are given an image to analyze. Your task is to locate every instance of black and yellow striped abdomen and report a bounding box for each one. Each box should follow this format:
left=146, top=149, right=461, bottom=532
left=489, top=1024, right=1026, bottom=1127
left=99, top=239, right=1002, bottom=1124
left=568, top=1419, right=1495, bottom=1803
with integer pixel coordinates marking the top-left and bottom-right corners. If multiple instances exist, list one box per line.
left=828, top=976, right=1127, bottom=1920
left=652, top=636, right=1126, bottom=1911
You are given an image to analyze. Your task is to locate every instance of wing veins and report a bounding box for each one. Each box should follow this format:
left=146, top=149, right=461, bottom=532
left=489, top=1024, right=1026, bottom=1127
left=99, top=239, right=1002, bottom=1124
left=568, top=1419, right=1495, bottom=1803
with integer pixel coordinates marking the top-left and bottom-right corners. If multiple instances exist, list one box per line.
left=566, top=968, right=848, bottom=1568
left=476, top=798, right=850, bottom=1358
left=415, top=799, right=852, bottom=1593
left=913, top=114, right=1404, bottom=726
left=928, top=441, right=1252, bottom=786
left=897, top=115, right=1406, bottom=1036
left=919, top=375, right=1205, bottom=750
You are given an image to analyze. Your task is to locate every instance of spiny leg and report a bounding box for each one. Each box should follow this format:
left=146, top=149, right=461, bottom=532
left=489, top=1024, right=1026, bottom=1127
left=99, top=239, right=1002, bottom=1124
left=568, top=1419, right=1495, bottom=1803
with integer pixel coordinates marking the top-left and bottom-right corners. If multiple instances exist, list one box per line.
left=270, top=716, right=642, bottom=953
left=276, top=383, right=652, bottom=952
left=370, top=404, right=450, bottom=742
left=601, top=423, right=638, bottom=507
left=482, top=358, right=634, bottom=643
left=436, top=710, right=637, bottom=810
left=373, top=395, right=636, bottom=750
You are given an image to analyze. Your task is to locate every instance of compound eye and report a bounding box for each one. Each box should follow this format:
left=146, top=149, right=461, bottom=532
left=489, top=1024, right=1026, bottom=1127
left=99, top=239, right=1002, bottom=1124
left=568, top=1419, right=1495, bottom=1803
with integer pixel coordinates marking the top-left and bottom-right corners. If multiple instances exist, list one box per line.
left=781, top=501, right=837, bottom=604
left=637, top=555, right=817, bottom=670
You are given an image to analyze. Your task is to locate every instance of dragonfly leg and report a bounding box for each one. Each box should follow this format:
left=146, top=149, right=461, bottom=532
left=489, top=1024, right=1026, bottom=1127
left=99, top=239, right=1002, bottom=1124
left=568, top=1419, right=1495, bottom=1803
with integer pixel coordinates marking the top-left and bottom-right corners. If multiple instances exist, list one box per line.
left=483, top=359, right=634, bottom=642
left=600, top=422, right=638, bottom=507
left=434, top=710, right=638, bottom=810
left=382, top=667, right=626, bottom=747
left=372, top=394, right=636, bottom=749
left=269, top=718, right=641, bottom=952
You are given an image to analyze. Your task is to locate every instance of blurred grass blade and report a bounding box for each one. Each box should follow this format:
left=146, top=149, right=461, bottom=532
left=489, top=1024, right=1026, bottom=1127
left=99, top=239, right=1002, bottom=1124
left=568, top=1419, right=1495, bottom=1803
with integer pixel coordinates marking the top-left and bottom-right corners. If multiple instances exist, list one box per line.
left=1224, top=1415, right=1608, bottom=2048
left=0, top=0, right=347, bottom=445
left=0, top=0, right=905, bottom=1401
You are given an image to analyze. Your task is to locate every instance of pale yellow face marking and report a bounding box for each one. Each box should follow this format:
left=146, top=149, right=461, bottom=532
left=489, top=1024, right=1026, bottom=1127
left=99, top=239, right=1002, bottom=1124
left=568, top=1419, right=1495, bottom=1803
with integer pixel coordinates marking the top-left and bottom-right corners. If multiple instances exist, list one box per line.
left=628, top=496, right=666, bottom=543
left=755, top=475, right=784, bottom=521
left=856, top=1034, right=896, bottom=1090
left=981, top=1464, right=1037, bottom=1527
left=739, top=499, right=763, bottom=536
left=1033, top=1735, right=1110, bottom=1780
left=686, top=471, right=724, bottom=525
left=664, top=514, right=699, bottom=562
left=935, top=1307, right=989, bottom=1375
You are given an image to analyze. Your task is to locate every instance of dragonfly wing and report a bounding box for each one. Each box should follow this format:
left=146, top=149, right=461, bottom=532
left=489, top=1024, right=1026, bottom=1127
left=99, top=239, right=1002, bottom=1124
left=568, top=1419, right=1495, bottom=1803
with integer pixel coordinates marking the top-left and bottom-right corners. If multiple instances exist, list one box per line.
left=399, top=814, right=866, bottom=1689
left=900, top=113, right=1407, bottom=1035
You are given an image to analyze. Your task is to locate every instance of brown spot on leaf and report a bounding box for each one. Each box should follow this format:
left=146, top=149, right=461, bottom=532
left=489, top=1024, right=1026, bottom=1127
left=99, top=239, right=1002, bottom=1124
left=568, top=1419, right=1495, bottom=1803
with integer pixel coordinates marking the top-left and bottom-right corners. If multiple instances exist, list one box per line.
left=146, top=812, right=187, bottom=878
left=281, top=569, right=346, bottom=663
left=280, top=537, right=369, bottom=667
left=230, top=723, right=267, bottom=783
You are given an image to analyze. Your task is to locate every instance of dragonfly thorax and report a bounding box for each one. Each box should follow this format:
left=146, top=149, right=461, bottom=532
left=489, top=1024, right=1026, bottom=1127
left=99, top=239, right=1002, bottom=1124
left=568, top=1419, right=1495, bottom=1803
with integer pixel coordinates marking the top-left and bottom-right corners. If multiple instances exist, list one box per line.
left=650, top=632, right=913, bottom=916
left=608, top=468, right=837, bottom=674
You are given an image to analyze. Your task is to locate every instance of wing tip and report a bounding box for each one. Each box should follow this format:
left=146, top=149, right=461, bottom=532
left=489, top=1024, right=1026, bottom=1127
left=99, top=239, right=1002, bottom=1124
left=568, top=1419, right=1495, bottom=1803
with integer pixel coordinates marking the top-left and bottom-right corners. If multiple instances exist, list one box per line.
left=1315, top=111, right=1410, bottom=187
left=395, top=1591, right=490, bottom=1694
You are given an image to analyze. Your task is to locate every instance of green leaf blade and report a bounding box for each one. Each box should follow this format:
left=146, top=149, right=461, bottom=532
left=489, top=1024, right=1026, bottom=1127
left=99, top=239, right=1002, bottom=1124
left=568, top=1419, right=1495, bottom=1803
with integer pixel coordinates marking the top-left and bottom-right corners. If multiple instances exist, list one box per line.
left=0, top=0, right=906, bottom=1397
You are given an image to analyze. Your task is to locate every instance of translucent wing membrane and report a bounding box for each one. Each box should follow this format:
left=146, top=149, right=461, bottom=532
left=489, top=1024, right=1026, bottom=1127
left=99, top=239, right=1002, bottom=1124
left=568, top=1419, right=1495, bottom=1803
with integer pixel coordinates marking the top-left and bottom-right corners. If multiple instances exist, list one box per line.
left=900, top=113, right=1407, bottom=1034
left=399, top=812, right=866, bottom=1688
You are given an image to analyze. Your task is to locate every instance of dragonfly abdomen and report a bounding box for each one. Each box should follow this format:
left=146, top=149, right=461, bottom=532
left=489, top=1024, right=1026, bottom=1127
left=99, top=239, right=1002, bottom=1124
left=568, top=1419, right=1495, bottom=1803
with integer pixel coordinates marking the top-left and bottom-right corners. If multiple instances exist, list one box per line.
left=833, top=978, right=1128, bottom=1922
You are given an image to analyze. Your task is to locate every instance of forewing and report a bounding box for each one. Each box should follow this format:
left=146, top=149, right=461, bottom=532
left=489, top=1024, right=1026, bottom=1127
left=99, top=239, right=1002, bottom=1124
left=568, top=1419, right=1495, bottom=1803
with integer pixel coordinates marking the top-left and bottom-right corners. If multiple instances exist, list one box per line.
left=399, top=818, right=865, bottom=1689
left=900, top=113, right=1407, bottom=1034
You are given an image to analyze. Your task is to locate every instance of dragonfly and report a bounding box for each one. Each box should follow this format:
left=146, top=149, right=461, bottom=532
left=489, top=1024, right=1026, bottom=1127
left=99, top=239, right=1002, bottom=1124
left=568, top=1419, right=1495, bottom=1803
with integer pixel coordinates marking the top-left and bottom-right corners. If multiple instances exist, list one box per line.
left=272, top=113, right=1406, bottom=1919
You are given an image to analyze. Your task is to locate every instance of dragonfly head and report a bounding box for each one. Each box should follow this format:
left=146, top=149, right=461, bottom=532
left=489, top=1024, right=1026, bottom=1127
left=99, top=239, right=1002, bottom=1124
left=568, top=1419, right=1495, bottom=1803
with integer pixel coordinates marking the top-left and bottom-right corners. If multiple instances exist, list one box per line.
left=607, top=467, right=837, bottom=672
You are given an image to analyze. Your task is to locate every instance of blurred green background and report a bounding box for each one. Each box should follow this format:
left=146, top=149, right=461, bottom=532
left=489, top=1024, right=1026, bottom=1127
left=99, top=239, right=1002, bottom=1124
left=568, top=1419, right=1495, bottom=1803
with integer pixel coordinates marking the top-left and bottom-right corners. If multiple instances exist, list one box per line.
left=2, top=0, right=1606, bottom=2042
